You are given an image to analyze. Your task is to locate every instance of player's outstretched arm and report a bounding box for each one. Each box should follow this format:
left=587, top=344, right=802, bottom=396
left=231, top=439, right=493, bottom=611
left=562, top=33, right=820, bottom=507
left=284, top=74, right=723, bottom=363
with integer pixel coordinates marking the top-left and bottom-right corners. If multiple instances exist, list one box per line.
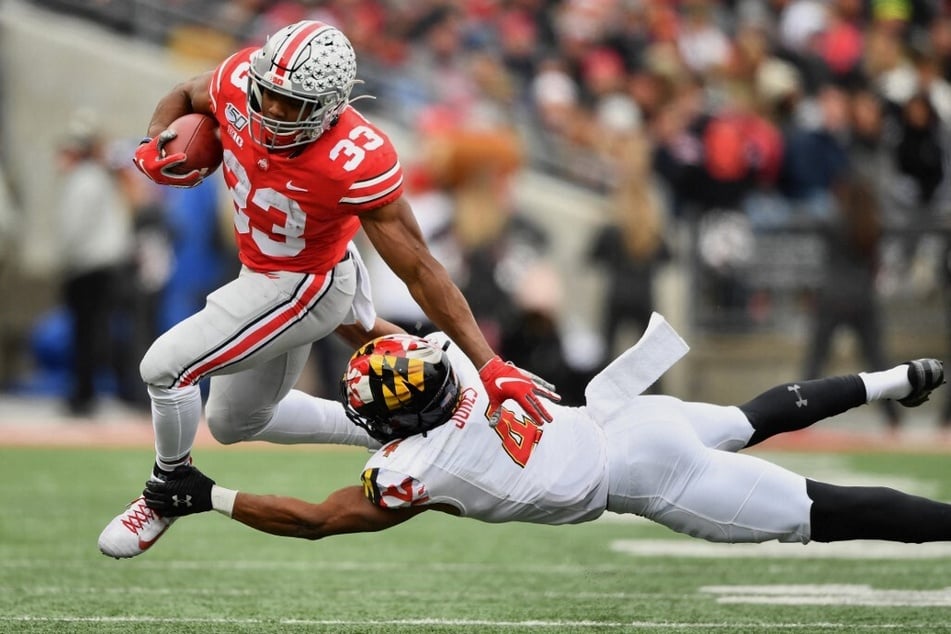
left=360, top=198, right=494, bottom=364
left=360, top=198, right=560, bottom=423
left=144, top=466, right=425, bottom=540
left=230, top=486, right=424, bottom=540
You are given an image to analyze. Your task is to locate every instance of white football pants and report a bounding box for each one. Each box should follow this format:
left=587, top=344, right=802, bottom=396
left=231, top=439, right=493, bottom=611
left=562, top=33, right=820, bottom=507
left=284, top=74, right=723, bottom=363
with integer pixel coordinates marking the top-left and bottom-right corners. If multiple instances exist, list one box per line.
left=140, top=256, right=357, bottom=452
left=602, top=395, right=812, bottom=543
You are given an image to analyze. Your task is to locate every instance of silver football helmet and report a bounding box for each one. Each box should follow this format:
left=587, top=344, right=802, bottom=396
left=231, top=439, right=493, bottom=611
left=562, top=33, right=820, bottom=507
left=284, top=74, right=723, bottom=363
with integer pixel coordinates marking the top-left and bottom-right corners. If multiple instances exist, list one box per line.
left=247, top=21, right=357, bottom=150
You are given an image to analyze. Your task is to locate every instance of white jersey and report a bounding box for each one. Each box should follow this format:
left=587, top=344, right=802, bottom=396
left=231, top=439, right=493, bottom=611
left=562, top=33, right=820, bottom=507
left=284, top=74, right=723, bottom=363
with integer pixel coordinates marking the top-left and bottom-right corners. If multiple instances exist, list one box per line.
left=360, top=318, right=815, bottom=544
left=361, top=333, right=609, bottom=525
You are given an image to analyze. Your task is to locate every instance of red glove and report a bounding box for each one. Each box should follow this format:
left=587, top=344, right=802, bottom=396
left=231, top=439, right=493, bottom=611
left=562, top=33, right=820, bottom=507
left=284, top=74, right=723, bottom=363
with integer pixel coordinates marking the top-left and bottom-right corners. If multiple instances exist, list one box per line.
left=133, top=131, right=204, bottom=188
left=478, top=356, right=560, bottom=426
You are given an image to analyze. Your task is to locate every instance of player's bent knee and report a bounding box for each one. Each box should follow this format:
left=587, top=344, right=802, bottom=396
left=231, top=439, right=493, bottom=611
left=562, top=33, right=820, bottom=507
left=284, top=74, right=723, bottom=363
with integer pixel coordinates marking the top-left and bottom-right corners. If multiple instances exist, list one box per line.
left=139, top=339, right=177, bottom=387
left=205, top=401, right=273, bottom=445
left=205, top=407, right=244, bottom=445
left=139, top=350, right=161, bottom=386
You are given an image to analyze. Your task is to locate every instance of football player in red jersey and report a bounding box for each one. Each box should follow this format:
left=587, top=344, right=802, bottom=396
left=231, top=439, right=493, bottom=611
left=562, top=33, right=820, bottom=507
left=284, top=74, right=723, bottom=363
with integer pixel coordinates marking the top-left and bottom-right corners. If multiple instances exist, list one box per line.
left=98, top=21, right=558, bottom=559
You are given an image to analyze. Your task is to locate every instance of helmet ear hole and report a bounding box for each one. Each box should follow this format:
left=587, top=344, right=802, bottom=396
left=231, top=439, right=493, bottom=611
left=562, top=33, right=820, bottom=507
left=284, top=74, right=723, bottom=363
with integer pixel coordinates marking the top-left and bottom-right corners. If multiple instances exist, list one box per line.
left=341, top=335, right=461, bottom=443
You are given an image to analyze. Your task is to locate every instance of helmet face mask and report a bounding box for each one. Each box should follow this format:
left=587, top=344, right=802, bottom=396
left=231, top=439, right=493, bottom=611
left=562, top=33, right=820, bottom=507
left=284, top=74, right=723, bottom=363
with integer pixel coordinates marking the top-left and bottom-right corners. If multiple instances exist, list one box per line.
left=341, top=335, right=461, bottom=443
left=247, top=21, right=357, bottom=150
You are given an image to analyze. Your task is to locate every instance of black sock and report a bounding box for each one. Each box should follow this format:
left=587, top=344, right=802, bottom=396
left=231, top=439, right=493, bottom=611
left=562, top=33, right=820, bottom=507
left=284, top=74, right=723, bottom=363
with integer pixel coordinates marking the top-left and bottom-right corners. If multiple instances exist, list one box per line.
left=742, top=375, right=866, bottom=447
left=808, top=479, right=951, bottom=542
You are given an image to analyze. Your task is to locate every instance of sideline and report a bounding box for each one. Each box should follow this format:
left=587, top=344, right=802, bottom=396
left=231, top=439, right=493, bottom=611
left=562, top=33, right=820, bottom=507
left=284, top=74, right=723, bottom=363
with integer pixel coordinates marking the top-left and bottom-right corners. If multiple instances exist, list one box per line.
left=2, top=418, right=951, bottom=452
left=2, top=396, right=950, bottom=452
left=0, top=397, right=352, bottom=450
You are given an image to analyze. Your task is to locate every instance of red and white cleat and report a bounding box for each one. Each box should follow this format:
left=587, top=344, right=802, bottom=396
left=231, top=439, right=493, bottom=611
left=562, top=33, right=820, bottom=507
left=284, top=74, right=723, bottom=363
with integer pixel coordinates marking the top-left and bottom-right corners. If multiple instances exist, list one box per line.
left=98, top=495, right=176, bottom=559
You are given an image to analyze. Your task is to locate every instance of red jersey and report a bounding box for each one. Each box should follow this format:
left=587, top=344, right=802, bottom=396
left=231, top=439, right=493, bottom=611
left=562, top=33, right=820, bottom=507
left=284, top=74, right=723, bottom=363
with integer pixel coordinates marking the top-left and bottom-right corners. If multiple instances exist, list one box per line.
left=208, top=48, right=404, bottom=273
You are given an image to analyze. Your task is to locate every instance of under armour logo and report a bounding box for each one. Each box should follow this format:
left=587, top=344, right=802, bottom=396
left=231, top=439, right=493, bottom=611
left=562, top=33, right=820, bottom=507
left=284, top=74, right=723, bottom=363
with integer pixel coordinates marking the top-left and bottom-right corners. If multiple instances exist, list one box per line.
left=787, top=384, right=808, bottom=408
left=171, top=494, right=193, bottom=508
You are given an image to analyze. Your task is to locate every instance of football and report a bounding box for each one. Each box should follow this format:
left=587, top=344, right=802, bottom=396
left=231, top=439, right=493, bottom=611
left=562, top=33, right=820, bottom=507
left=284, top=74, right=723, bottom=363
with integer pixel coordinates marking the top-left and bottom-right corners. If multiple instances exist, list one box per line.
left=163, top=113, right=223, bottom=176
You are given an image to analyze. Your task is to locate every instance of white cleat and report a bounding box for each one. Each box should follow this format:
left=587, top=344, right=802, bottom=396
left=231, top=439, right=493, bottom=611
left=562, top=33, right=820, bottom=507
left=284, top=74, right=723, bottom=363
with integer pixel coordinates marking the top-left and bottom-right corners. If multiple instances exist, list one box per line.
left=98, top=495, right=176, bottom=559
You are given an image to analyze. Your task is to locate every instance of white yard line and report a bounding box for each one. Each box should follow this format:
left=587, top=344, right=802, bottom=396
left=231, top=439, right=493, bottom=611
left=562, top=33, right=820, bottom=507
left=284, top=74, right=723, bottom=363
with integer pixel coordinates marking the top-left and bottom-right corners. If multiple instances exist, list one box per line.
left=0, top=616, right=929, bottom=629
left=611, top=538, right=951, bottom=559
left=702, top=584, right=951, bottom=607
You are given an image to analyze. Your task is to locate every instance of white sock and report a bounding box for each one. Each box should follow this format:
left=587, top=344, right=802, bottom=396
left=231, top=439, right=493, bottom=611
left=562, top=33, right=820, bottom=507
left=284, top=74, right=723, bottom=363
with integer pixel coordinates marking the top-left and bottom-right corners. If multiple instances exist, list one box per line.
left=149, top=384, right=202, bottom=472
left=251, top=389, right=379, bottom=448
left=859, top=365, right=911, bottom=402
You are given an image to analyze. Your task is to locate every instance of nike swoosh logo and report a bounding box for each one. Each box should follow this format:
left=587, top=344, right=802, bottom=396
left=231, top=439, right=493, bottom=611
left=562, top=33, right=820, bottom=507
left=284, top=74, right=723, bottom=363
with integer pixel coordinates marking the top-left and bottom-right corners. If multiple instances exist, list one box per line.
left=494, top=376, right=528, bottom=389
left=137, top=524, right=171, bottom=551
left=286, top=180, right=308, bottom=192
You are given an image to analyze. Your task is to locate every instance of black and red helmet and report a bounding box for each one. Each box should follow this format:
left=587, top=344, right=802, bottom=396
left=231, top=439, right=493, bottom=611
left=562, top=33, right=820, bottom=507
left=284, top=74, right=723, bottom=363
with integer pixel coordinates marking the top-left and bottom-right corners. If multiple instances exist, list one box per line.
left=341, top=334, right=461, bottom=443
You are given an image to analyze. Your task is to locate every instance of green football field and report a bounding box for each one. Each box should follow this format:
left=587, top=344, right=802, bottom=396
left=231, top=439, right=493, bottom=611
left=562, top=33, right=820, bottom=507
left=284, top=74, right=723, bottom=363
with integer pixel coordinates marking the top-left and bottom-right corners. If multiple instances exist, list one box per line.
left=4, top=446, right=951, bottom=633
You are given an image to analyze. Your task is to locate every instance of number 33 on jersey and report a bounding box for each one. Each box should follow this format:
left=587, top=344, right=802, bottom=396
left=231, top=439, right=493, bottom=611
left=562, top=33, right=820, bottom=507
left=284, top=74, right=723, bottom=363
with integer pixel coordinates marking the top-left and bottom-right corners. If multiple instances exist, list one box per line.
left=208, top=48, right=404, bottom=274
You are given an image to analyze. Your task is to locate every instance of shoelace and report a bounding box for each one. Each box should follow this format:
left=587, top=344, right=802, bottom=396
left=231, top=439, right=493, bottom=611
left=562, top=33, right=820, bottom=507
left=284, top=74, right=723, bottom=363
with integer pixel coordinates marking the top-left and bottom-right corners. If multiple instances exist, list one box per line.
left=120, top=498, right=160, bottom=534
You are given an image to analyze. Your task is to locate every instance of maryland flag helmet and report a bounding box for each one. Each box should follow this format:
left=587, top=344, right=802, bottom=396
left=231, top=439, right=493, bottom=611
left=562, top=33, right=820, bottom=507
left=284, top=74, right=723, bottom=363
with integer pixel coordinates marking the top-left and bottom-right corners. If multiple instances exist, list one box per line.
left=341, top=334, right=461, bottom=443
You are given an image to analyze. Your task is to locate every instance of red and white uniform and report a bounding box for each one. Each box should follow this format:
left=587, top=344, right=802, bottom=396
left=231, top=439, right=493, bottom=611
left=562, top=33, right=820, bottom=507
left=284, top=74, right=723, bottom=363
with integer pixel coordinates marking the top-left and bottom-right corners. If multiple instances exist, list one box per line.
left=209, top=48, right=403, bottom=274
left=361, top=333, right=814, bottom=542
left=140, top=48, right=403, bottom=448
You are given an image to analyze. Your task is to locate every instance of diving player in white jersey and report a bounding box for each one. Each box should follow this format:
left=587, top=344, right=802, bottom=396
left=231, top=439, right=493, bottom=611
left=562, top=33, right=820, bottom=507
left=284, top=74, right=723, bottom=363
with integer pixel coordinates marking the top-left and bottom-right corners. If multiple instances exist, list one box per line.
left=144, top=327, right=951, bottom=547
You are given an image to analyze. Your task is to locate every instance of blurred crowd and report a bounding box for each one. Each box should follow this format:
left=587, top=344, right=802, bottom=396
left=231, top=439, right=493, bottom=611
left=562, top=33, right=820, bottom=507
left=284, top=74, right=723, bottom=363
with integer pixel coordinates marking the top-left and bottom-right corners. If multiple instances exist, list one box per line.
left=2, top=109, right=237, bottom=414
left=40, top=1, right=951, bottom=201
left=13, top=0, right=951, bottom=426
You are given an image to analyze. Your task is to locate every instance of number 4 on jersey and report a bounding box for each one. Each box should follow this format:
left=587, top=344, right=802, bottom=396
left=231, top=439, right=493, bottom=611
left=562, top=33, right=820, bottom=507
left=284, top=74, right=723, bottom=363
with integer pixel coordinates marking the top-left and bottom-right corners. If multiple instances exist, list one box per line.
left=493, top=408, right=543, bottom=468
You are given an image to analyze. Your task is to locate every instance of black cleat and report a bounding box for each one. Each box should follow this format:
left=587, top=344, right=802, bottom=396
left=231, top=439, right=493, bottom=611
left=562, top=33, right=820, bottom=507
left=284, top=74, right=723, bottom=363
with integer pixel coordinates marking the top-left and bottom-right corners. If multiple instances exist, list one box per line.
left=898, top=359, right=945, bottom=407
